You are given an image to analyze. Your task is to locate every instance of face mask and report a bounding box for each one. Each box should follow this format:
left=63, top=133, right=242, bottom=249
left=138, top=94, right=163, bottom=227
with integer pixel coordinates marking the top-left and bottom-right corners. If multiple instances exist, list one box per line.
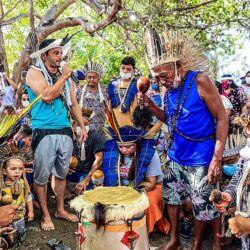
left=245, top=77, right=250, bottom=84
left=222, top=164, right=237, bottom=176
left=76, top=126, right=89, bottom=136
left=17, top=139, right=24, bottom=149
left=151, top=84, right=159, bottom=91
left=21, top=100, right=29, bottom=108
left=120, top=72, right=132, bottom=80
left=85, top=125, right=89, bottom=133
left=76, top=126, right=81, bottom=136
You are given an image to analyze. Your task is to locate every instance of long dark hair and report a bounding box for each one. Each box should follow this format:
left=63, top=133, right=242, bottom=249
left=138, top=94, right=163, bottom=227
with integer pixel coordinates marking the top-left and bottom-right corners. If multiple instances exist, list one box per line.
left=120, top=139, right=142, bottom=183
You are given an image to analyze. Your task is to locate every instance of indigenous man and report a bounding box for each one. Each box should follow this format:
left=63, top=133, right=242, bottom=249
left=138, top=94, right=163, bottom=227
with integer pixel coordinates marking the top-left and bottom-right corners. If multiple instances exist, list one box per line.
left=79, top=61, right=107, bottom=133
left=66, top=107, right=105, bottom=195
left=139, top=29, right=228, bottom=250
left=26, top=39, right=87, bottom=231
left=107, top=56, right=138, bottom=127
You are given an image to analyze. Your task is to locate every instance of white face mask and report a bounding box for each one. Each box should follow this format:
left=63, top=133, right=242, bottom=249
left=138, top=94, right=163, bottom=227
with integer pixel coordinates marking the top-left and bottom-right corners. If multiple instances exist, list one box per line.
left=21, top=100, right=30, bottom=108
left=76, top=126, right=89, bottom=136
left=245, top=77, right=250, bottom=85
left=120, top=72, right=132, bottom=80
left=76, top=126, right=81, bottom=136
left=85, top=125, right=89, bottom=133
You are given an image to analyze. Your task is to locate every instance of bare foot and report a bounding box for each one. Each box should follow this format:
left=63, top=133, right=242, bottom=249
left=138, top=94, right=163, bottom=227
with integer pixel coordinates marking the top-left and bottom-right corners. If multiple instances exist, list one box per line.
left=158, top=239, right=181, bottom=250
left=54, top=210, right=78, bottom=223
left=41, top=216, right=55, bottom=231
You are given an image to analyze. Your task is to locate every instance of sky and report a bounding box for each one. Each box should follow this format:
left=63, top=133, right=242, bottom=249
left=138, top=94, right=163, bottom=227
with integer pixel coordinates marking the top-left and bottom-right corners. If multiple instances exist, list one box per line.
left=217, top=36, right=250, bottom=85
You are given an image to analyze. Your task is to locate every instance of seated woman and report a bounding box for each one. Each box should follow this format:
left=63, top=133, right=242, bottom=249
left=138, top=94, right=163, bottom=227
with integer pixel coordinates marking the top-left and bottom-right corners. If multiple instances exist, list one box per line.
left=102, top=120, right=169, bottom=234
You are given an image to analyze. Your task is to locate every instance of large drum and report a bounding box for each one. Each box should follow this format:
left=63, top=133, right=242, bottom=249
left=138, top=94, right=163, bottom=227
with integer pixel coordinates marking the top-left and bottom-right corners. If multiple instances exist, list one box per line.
left=70, top=186, right=149, bottom=250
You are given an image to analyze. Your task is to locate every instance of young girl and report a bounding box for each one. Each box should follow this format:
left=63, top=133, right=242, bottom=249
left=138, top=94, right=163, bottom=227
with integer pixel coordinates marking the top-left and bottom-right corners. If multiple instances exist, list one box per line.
left=0, top=144, right=34, bottom=244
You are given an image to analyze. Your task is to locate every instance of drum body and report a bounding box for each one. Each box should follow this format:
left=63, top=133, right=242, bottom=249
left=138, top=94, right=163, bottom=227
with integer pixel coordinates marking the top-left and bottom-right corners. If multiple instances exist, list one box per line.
left=79, top=216, right=149, bottom=250
left=71, top=187, right=150, bottom=250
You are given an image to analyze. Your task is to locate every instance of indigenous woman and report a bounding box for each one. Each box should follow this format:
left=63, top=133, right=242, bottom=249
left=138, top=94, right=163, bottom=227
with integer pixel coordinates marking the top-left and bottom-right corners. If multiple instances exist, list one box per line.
left=220, top=74, right=247, bottom=124
left=102, top=123, right=170, bottom=234
left=79, top=61, right=107, bottom=133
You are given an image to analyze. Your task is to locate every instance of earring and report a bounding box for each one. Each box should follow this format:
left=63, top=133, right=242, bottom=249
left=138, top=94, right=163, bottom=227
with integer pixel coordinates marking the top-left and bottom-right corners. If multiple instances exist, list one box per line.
left=173, top=62, right=181, bottom=89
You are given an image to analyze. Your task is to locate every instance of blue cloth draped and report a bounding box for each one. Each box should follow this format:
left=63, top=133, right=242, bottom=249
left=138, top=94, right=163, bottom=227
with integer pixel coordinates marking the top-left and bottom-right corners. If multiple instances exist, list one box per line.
left=102, top=126, right=156, bottom=186
left=108, top=78, right=138, bottom=113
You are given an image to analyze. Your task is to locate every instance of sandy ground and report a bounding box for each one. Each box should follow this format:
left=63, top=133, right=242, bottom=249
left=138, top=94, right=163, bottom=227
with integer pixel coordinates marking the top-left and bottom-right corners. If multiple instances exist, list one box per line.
left=17, top=194, right=241, bottom=250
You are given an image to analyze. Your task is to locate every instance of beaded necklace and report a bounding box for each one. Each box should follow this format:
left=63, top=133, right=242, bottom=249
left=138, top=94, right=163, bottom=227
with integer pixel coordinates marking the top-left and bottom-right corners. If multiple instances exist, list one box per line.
left=165, top=71, right=197, bottom=150
left=48, top=70, right=67, bottom=116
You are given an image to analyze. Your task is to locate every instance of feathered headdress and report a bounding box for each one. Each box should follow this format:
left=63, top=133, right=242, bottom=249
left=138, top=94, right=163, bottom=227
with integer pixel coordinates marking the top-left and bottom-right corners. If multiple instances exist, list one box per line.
left=233, top=112, right=250, bottom=128
left=222, top=112, right=250, bottom=158
left=0, top=144, right=33, bottom=202
left=82, top=60, right=104, bottom=78
left=0, top=144, right=33, bottom=164
left=143, top=28, right=209, bottom=72
left=0, top=94, right=42, bottom=145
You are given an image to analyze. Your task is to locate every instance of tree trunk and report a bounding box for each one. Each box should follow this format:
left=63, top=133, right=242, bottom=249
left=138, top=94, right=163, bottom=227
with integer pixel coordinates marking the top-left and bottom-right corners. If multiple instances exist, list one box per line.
left=0, top=26, right=9, bottom=74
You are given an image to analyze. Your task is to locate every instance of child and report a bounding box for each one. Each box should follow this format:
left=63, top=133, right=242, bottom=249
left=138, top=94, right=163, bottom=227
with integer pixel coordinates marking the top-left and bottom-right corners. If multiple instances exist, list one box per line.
left=0, top=144, right=34, bottom=245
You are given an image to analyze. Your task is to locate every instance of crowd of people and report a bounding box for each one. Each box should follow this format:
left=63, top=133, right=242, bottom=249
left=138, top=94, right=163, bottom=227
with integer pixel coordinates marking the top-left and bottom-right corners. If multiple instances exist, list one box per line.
left=0, top=28, right=250, bottom=250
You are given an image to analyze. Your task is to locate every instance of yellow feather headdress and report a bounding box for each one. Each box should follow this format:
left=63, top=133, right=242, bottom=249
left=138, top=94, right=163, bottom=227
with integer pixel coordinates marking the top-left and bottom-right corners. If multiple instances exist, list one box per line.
left=143, top=29, right=209, bottom=73
left=0, top=94, right=42, bottom=144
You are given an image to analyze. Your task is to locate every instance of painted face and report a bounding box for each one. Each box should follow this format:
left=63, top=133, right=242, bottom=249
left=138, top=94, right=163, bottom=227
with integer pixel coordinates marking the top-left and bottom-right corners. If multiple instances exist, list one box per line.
left=4, top=159, right=24, bottom=182
left=86, top=72, right=100, bottom=88
left=43, top=47, right=63, bottom=68
left=221, top=80, right=230, bottom=88
left=118, top=143, right=136, bottom=156
left=152, top=63, right=175, bottom=89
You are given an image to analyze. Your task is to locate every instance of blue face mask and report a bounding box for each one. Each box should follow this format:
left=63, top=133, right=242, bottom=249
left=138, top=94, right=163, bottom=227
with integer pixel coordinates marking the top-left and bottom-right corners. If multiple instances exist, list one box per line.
left=222, top=164, right=237, bottom=176
left=17, top=139, right=25, bottom=149
left=151, top=84, right=159, bottom=91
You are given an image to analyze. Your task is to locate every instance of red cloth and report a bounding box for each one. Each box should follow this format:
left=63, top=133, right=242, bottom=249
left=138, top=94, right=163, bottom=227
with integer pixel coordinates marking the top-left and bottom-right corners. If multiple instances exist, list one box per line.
left=146, top=184, right=170, bottom=234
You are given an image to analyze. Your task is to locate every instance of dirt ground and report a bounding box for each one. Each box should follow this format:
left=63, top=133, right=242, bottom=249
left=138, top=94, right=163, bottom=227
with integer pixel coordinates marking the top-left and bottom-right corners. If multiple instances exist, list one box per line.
left=18, top=194, right=241, bottom=250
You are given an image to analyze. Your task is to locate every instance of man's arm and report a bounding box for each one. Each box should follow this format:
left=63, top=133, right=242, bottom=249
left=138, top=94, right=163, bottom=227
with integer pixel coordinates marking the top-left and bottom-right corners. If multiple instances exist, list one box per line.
left=69, top=80, right=87, bottom=142
left=138, top=93, right=166, bottom=122
left=84, top=151, right=103, bottom=183
left=26, top=65, right=71, bottom=103
left=139, top=176, right=157, bottom=192
left=75, top=151, right=103, bottom=194
left=5, top=75, right=17, bottom=90
left=197, top=73, right=228, bottom=183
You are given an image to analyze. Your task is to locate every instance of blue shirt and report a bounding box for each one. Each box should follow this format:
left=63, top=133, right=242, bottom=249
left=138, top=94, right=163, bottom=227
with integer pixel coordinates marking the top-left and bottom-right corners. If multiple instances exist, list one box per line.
left=164, top=71, right=216, bottom=167
left=27, top=81, right=70, bottom=130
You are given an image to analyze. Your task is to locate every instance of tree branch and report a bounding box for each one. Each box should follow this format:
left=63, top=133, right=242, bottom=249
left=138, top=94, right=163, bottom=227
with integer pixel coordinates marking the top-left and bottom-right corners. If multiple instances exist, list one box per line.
left=0, top=0, right=23, bottom=21
left=12, top=0, right=122, bottom=81
left=170, top=0, right=216, bottom=12
left=39, top=0, right=121, bottom=36
left=1, top=14, right=29, bottom=26
left=53, top=0, right=77, bottom=21
left=81, top=0, right=103, bottom=14
left=0, top=0, right=4, bottom=18
left=1, top=13, right=41, bottom=26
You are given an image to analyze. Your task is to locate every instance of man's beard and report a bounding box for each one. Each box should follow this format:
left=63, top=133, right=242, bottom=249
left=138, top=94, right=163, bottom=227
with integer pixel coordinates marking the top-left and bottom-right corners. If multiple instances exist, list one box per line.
left=47, top=55, right=60, bottom=68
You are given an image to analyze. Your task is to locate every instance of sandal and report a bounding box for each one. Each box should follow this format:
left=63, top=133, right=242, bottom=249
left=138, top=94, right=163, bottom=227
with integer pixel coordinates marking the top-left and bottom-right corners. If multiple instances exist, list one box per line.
left=47, top=239, right=72, bottom=250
